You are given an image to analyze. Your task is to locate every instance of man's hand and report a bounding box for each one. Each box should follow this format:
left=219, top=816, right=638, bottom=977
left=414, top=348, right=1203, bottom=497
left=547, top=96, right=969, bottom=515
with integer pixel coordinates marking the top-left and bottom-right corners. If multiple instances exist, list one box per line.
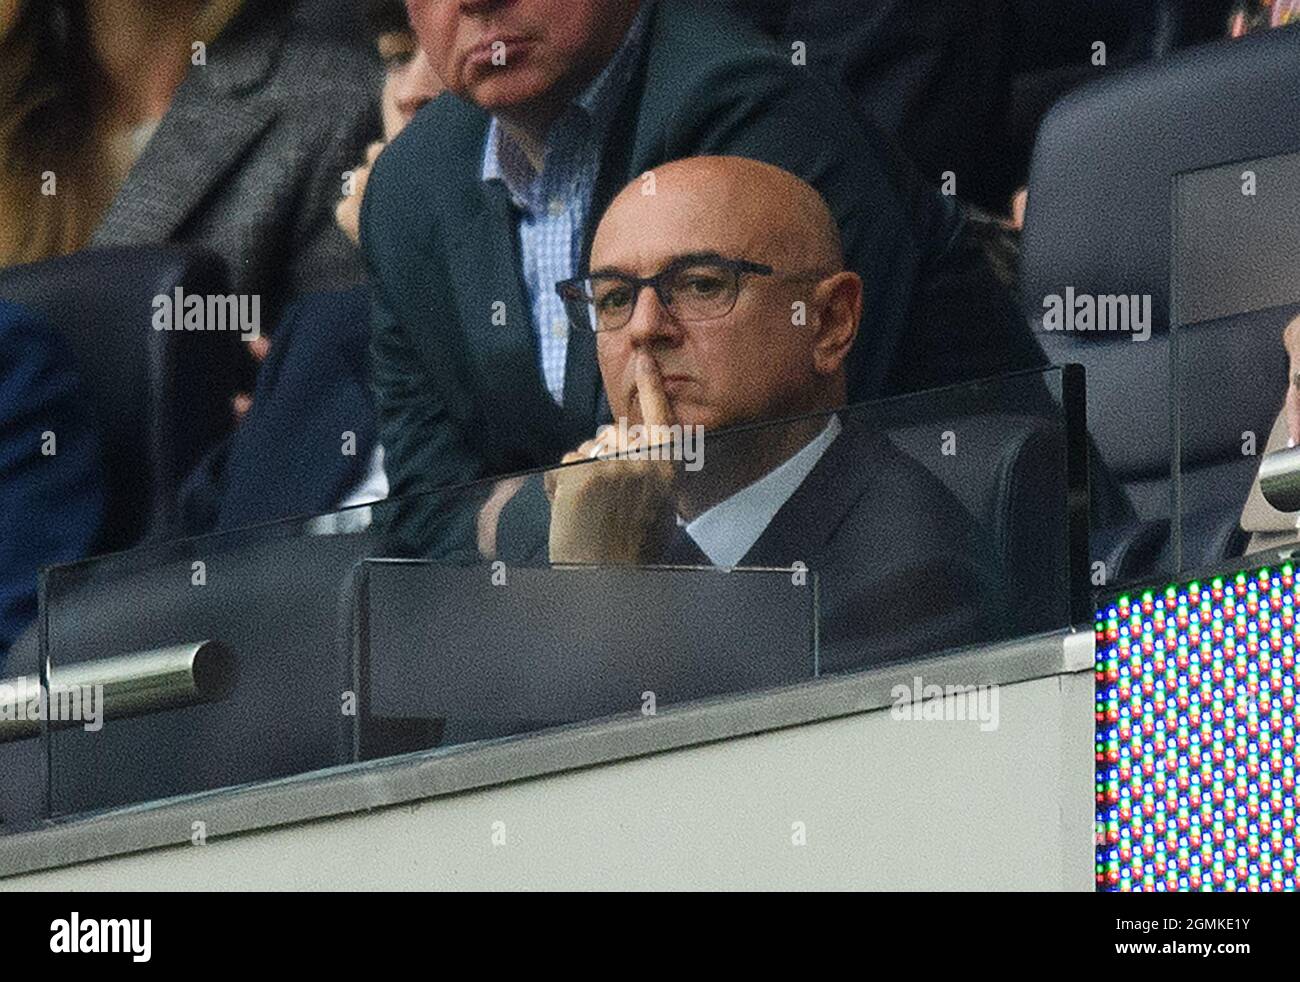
left=1007, top=187, right=1027, bottom=231
left=335, top=142, right=385, bottom=246
left=545, top=355, right=678, bottom=565
left=477, top=475, right=526, bottom=559
left=1285, top=312, right=1300, bottom=447
left=231, top=335, right=271, bottom=424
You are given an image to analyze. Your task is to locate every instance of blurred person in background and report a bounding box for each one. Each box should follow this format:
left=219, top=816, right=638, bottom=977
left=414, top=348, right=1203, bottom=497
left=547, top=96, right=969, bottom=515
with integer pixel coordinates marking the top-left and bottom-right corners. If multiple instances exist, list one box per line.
left=1228, top=0, right=1300, bottom=35
left=179, top=0, right=444, bottom=535
left=0, top=301, right=105, bottom=669
left=335, top=0, right=446, bottom=245
left=705, top=0, right=1017, bottom=215
left=1223, top=14, right=1300, bottom=553
left=0, top=0, right=378, bottom=314
left=1241, top=308, right=1300, bottom=553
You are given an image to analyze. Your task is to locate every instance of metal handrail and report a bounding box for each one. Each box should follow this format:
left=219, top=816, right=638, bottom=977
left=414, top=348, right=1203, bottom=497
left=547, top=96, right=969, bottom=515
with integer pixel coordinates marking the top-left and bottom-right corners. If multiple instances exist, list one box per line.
left=1259, top=446, right=1300, bottom=515
left=0, top=640, right=236, bottom=744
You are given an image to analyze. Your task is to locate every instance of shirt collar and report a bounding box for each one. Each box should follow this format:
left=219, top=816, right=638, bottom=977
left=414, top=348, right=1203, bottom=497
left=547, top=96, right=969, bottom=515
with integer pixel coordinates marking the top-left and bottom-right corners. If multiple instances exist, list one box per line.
left=481, top=2, right=652, bottom=205
left=683, top=415, right=843, bottom=570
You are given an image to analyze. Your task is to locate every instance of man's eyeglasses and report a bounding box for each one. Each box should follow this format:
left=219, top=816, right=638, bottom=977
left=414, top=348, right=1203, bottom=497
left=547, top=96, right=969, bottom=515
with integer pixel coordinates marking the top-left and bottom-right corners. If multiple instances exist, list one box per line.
left=556, top=255, right=832, bottom=334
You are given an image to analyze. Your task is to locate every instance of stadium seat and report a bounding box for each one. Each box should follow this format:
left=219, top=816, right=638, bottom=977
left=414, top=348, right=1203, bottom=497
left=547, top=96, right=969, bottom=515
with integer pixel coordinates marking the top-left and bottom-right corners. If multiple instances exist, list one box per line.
left=889, top=412, right=1075, bottom=635
left=1006, top=0, right=1231, bottom=181
left=0, top=247, right=244, bottom=552
left=1020, top=24, right=1300, bottom=576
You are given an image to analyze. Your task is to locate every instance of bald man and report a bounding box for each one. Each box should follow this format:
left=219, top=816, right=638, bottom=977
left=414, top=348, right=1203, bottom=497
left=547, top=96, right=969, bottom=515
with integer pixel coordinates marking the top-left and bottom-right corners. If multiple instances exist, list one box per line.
left=490, top=158, right=999, bottom=672
left=365, top=0, right=1048, bottom=563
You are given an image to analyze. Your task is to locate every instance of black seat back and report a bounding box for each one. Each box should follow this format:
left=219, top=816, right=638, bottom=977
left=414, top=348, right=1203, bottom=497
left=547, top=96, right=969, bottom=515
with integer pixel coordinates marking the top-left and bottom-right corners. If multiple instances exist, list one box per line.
left=888, top=412, right=1074, bottom=635
left=0, top=247, right=243, bottom=550
left=1023, top=24, right=1300, bottom=335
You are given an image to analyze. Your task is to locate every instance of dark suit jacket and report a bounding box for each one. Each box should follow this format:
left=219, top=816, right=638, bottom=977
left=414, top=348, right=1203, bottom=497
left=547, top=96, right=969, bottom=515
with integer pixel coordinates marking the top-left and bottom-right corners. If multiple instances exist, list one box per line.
left=178, top=288, right=378, bottom=535
left=671, top=421, right=997, bottom=673
left=91, top=0, right=380, bottom=315
left=0, top=302, right=105, bottom=666
left=497, top=415, right=998, bottom=675
left=707, top=0, right=1017, bottom=211
left=362, top=0, right=1044, bottom=558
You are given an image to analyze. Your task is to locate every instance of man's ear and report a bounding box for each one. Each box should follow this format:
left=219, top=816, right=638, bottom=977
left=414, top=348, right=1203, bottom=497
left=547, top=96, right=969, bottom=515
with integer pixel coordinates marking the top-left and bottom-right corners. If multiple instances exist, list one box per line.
left=809, top=271, right=862, bottom=377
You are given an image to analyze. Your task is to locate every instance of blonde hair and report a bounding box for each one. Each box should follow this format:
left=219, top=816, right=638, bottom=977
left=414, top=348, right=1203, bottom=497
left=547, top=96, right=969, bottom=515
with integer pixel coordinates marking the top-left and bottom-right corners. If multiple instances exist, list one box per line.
left=0, top=1, right=105, bottom=265
left=0, top=0, right=244, bottom=267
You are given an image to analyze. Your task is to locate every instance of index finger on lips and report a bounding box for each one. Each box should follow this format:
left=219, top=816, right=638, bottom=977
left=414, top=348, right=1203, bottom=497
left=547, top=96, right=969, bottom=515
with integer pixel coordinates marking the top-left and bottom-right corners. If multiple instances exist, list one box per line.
left=634, top=354, right=673, bottom=434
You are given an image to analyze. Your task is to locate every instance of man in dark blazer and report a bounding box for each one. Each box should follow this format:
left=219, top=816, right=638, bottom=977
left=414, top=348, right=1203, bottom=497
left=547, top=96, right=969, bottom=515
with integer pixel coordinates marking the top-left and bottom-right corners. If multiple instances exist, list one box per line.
left=500, top=157, right=997, bottom=672
left=0, top=302, right=105, bottom=668
left=363, top=0, right=1045, bottom=559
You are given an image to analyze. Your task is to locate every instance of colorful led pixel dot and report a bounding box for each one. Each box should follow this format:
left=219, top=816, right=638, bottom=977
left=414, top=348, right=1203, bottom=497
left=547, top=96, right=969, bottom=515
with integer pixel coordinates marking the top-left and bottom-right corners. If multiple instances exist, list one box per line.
left=1095, top=565, right=1297, bottom=892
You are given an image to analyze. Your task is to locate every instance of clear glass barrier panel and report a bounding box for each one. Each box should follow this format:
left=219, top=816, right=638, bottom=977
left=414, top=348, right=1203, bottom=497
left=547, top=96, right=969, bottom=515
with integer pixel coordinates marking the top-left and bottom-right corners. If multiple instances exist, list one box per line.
left=33, top=366, right=1085, bottom=819
left=1172, top=151, right=1300, bottom=576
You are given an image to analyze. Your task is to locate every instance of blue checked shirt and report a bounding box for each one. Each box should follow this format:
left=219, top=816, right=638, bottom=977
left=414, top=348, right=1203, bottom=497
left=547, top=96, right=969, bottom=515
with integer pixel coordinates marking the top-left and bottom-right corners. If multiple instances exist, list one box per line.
left=481, top=5, right=651, bottom=406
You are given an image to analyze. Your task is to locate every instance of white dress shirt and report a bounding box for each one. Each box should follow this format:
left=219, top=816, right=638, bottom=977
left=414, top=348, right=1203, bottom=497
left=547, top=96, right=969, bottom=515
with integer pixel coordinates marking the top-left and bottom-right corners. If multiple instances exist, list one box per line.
left=682, top=416, right=842, bottom=568
left=307, top=445, right=389, bottom=536
left=337, top=444, right=389, bottom=510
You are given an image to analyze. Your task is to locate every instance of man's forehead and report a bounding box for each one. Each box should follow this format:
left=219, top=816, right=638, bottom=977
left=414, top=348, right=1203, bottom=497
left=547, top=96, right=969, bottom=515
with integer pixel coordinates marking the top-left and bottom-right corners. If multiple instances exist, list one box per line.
left=591, top=239, right=761, bottom=275
left=593, top=193, right=766, bottom=270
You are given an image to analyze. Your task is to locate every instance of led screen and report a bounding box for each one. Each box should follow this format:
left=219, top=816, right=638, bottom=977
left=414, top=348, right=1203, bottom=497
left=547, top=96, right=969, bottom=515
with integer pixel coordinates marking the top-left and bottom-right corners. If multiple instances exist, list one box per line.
left=1095, top=565, right=1297, bottom=891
